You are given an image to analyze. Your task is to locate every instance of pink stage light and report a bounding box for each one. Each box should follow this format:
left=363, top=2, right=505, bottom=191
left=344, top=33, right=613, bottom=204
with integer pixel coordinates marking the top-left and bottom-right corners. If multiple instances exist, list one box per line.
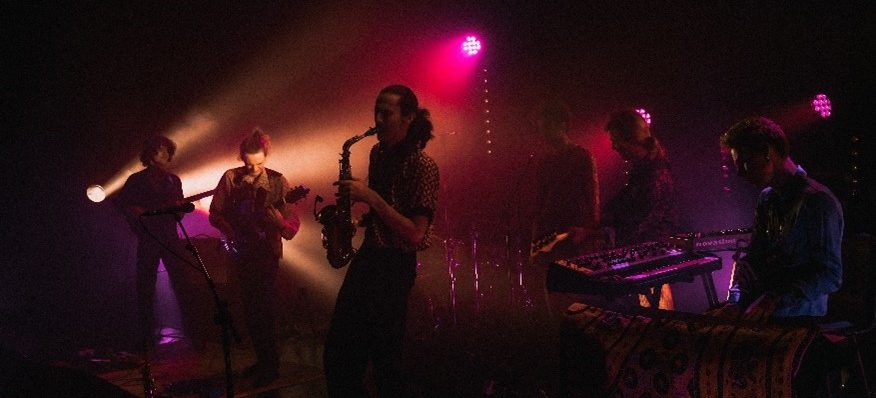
left=462, top=36, right=481, bottom=56
left=417, top=34, right=482, bottom=100
left=635, top=108, right=652, bottom=125
left=811, top=93, right=831, bottom=118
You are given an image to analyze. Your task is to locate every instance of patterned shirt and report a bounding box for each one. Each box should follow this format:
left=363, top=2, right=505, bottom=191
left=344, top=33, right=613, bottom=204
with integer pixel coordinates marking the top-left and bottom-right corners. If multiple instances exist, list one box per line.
left=732, top=166, right=843, bottom=317
left=362, top=144, right=439, bottom=252
left=603, top=148, right=679, bottom=246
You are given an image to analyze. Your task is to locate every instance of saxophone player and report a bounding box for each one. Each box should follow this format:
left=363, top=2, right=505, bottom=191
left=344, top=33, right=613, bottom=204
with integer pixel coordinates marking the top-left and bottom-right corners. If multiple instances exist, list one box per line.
left=208, top=129, right=300, bottom=387
left=324, top=85, right=439, bottom=397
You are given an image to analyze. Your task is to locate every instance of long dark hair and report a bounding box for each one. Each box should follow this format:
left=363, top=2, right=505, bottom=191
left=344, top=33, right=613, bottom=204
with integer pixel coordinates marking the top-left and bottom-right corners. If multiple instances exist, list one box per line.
left=606, top=109, right=667, bottom=160
left=379, top=84, right=434, bottom=151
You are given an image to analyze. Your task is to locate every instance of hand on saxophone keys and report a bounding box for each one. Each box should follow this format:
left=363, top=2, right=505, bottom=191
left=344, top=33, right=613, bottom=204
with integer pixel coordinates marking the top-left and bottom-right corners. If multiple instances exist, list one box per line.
left=334, top=178, right=378, bottom=207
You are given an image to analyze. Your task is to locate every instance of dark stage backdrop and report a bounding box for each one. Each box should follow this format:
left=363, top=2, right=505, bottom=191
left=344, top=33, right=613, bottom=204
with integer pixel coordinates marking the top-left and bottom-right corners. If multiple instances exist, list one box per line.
left=3, top=2, right=872, bottom=358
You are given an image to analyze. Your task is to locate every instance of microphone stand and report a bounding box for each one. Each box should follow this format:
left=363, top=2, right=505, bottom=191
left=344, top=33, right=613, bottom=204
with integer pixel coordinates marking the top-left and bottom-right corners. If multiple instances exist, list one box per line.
left=173, top=212, right=240, bottom=398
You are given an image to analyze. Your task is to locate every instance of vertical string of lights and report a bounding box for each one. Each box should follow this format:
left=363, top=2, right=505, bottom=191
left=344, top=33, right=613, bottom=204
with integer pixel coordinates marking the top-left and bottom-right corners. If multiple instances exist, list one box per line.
left=463, top=34, right=490, bottom=156
left=810, top=93, right=858, bottom=198
left=718, top=127, right=733, bottom=192
left=480, top=66, right=492, bottom=156
left=472, top=65, right=490, bottom=311
left=461, top=35, right=493, bottom=309
left=849, top=134, right=860, bottom=199
left=720, top=148, right=733, bottom=192
left=815, top=92, right=862, bottom=200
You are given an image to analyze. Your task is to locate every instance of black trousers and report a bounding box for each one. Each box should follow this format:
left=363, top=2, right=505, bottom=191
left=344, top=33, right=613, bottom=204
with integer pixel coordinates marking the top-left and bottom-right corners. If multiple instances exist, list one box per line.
left=324, top=246, right=417, bottom=398
left=136, top=239, right=187, bottom=353
left=233, top=242, right=280, bottom=369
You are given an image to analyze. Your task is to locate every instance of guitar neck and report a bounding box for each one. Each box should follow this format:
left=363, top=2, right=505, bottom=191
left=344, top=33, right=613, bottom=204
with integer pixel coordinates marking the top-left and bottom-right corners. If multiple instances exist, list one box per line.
left=180, top=185, right=306, bottom=210
left=182, top=189, right=215, bottom=203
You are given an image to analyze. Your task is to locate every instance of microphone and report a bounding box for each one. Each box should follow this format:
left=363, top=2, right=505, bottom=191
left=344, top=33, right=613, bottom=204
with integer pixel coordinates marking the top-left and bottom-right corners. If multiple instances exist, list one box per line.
left=141, top=202, right=196, bottom=216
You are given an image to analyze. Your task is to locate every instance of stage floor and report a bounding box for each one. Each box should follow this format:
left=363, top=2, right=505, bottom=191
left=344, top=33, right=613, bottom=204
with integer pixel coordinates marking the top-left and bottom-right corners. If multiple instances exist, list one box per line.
left=94, top=338, right=326, bottom=398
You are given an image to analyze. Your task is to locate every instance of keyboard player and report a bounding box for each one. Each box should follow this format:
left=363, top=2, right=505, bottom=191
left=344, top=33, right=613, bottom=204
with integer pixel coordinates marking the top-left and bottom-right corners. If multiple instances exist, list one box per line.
left=601, top=109, right=680, bottom=309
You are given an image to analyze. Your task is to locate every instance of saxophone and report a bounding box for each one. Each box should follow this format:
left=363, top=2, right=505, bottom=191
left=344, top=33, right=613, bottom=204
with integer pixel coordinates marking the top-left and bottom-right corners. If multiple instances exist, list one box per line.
left=315, top=127, right=378, bottom=268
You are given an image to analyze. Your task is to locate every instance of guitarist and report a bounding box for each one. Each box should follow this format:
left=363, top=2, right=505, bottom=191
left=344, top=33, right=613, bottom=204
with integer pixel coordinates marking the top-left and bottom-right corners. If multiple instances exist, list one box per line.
left=208, top=129, right=300, bottom=387
left=531, top=100, right=603, bottom=264
left=114, top=135, right=188, bottom=356
left=528, top=101, right=614, bottom=397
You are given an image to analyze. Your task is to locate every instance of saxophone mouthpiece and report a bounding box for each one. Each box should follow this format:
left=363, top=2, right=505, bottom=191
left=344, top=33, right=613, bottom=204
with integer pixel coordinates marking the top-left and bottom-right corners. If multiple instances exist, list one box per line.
left=365, top=126, right=380, bottom=136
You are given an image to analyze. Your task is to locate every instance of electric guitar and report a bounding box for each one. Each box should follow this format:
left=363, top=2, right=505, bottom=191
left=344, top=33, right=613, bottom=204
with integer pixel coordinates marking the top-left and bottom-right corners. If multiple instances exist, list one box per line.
left=222, top=184, right=309, bottom=258
left=123, top=189, right=216, bottom=237
left=530, top=227, right=608, bottom=259
left=181, top=189, right=216, bottom=203
left=530, top=231, right=571, bottom=258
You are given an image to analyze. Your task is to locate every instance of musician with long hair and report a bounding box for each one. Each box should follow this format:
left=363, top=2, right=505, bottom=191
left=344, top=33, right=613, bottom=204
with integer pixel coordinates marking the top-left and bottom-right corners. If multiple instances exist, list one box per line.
left=602, top=109, right=680, bottom=309
left=208, top=129, right=300, bottom=387
left=603, top=109, right=678, bottom=247
left=323, top=85, right=439, bottom=397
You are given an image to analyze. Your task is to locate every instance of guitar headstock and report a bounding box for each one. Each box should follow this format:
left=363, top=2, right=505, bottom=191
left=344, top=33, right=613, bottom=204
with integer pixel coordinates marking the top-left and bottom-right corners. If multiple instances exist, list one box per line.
left=285, top=184, right=311, bottom=204
left=530, top=230, right=571, bottom=258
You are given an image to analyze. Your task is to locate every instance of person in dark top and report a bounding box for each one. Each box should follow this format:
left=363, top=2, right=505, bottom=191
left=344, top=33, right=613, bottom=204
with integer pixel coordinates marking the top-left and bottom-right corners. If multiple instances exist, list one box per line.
left=526, top=101, right=611, bottom=397
left=714, top=116, right=845, bottom=398
left=529, top=100, right=613, bottom=317
left=323, top=85, right=439, bottom=398
left=719, top=116, right=843, bottom=319
left=602, top=109, right=679, bottom=309
left=209, top=129, right=300, bottom=387
left=114, top=135, right=186, bottom=354
left=603, top=109, right=678, bottom=246
left=531, top=100, right=602, bottom=262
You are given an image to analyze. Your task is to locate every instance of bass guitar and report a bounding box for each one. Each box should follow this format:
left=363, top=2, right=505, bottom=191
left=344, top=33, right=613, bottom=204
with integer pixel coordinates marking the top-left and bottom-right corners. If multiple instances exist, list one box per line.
left=221, top=184, right=309, bottom=258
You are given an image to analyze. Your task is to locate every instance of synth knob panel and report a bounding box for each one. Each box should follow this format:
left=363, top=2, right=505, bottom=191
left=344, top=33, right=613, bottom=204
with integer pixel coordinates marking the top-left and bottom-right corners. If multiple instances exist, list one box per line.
left=555, top=241, right=685, bottom=276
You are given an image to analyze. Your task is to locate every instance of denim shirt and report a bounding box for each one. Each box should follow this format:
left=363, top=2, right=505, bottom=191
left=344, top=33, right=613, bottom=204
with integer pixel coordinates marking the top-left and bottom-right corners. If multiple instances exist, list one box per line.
left=733, top=166, right=844, bottom=317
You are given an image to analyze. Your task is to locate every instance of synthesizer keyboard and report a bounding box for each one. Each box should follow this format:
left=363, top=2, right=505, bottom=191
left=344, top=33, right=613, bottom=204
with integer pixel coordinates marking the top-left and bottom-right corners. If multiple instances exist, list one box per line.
left=547, top=241, right=722, bottom=306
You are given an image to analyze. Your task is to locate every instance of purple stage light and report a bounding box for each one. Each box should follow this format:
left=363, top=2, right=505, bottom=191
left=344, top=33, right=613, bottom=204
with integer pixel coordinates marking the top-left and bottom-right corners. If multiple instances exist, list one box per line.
left=462, top=36, right=481, bottom=56
left=811, top=93, right=831, bottom=118
left=635, top=108, right=652, bottom=125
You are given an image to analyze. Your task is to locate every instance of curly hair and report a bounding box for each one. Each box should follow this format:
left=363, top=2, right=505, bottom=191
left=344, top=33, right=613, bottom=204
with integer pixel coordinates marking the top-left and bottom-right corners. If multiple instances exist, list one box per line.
left=139, top=135, right=176, bottom=166
left=720, top=116, right=789, bottom=158
left=239, top=128, right=272, bottom=158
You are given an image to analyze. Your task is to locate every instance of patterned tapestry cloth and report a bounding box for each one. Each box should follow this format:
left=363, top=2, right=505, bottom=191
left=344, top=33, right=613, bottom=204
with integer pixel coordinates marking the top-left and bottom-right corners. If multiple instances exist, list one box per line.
left=562, top=303, right=819, bottom=397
